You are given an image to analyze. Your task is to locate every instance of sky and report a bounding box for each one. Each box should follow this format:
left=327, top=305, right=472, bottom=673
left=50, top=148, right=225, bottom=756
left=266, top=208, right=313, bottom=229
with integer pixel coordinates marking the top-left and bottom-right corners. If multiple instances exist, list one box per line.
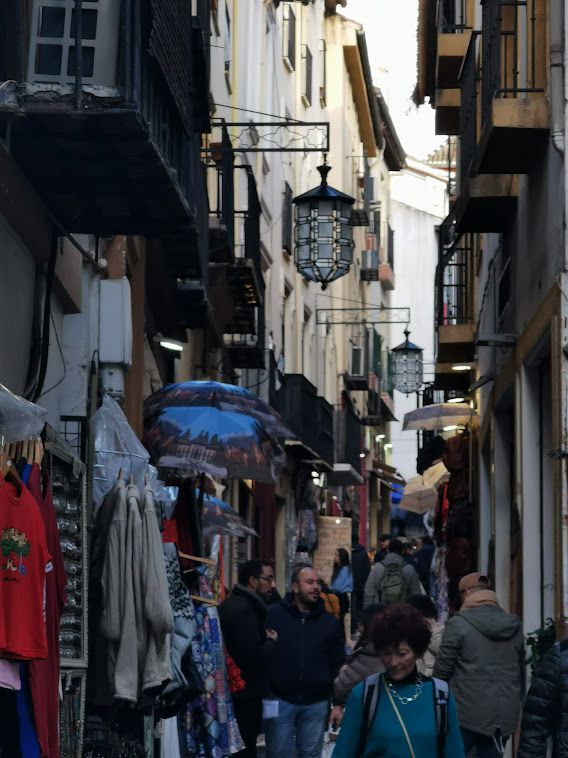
left=343, top=0, right=446, bottom=160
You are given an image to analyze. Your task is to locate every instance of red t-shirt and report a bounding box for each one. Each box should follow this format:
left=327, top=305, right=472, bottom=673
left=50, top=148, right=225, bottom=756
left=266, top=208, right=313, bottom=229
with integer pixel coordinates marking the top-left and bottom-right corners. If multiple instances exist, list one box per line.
left=0, top=472, right=52, bottom=659
left=28, top=464, right=67, bottom=758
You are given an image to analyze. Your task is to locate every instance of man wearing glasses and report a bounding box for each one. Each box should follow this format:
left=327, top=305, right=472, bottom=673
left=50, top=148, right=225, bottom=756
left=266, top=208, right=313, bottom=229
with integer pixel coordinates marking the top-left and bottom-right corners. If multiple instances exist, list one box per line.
left=220, top=560, right=278, bottom=757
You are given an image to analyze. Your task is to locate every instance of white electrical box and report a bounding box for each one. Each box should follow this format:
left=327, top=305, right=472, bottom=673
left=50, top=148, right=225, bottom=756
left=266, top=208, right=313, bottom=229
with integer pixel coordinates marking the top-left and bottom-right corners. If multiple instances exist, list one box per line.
left=99, top=278, right=132, bottom=366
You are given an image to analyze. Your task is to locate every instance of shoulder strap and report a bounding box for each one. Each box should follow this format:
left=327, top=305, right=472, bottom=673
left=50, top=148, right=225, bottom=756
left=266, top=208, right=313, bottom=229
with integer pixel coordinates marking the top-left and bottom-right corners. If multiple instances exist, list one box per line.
left=383, top=678, right=416, bottom=758
left=357, top=673, right=381, bottom=755
left=432, top=677, right=449, bottom=758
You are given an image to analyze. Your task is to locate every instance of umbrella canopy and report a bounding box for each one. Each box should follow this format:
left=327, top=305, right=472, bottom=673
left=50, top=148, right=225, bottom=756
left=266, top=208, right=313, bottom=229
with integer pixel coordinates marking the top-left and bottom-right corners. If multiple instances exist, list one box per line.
left=422, top=460, right=450, bottom=489
left=143, top=399, right=286, bottom=484
left=398, top=475, right=438, bottom=515
left=403, top=403, right=477, bottom=431
left=199, top=490, right=258, bottom=538
left=144, top=381, right=294, bottom=439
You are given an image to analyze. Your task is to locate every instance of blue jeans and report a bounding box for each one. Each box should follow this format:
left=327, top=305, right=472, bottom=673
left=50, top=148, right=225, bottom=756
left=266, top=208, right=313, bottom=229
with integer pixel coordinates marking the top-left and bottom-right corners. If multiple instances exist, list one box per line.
left=461, top=727, right=508, bottom=758
left=264, top=699, right=328, bottom=758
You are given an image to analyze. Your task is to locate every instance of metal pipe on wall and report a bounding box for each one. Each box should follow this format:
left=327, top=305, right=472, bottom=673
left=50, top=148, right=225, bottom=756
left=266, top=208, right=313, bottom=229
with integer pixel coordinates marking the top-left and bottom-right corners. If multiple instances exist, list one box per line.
left=550, top=0, right=564, bottom=155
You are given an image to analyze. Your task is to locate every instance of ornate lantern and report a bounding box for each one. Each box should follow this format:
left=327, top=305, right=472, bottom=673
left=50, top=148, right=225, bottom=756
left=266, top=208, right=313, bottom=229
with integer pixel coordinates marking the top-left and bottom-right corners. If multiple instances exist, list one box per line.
left=293, top=157, right=355, bottom=289
left=391, top=329, right=423, bottom=395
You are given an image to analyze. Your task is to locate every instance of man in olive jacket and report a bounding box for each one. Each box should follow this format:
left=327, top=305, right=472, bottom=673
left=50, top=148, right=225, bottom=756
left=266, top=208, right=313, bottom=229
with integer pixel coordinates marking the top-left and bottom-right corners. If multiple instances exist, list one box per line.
left=433, top=572, right=525, bottom=757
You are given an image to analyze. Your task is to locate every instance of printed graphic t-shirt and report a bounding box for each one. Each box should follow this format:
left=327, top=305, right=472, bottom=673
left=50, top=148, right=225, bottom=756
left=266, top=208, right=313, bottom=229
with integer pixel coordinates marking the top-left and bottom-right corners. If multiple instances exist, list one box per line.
left=0, top=473, right=52, bottom=659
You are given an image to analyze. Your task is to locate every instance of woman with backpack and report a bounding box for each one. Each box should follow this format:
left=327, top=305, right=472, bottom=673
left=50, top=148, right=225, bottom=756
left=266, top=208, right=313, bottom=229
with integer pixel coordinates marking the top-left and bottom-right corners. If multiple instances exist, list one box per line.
left=331, top=548, right=353, bottom=631
left=332, top=604, right=465, bottom=757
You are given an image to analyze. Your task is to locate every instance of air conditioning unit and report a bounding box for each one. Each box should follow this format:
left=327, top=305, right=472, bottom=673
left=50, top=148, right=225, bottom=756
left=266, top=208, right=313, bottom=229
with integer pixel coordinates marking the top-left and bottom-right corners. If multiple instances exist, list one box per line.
left=344, top=344, right=369, bottom=390
left=350, top=345, right=364, bottom=377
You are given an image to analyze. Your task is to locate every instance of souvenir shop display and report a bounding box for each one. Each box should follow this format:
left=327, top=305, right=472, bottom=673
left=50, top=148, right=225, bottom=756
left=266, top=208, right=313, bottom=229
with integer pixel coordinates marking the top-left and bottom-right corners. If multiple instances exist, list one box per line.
left=0, top=408, right=87, bottom=758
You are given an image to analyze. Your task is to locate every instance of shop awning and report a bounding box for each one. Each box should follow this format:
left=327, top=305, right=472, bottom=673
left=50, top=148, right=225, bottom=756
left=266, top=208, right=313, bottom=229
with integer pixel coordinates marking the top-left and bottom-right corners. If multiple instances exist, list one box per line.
left=371, top=459, right=405, bottom=486
left=328, top=463, right=364, bottom=486
left=284, top=439, right=333, bottom=472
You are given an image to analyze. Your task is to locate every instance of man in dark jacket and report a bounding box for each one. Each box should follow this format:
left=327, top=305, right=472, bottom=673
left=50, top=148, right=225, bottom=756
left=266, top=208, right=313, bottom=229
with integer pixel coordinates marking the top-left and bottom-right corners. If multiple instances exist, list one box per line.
left=433, top=572, right=525, bottom=757
left=518, top=639, right=568, bottom=757
left=265, top=564, right=345, bottom=758
left=350, top=540, right=370, bottom=633
left=219, top=560, right=277, bottom=757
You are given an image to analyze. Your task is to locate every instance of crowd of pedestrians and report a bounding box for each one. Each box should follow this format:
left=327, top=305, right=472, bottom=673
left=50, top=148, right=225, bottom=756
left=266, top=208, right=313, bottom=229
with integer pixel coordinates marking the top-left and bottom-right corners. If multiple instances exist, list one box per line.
left=219, top=539, right=566, bottom=758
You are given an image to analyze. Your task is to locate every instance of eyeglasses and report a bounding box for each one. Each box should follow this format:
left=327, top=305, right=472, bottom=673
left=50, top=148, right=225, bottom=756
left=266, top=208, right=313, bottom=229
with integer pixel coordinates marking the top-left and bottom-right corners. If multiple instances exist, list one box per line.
left=259, top=574, right=275, bottom=583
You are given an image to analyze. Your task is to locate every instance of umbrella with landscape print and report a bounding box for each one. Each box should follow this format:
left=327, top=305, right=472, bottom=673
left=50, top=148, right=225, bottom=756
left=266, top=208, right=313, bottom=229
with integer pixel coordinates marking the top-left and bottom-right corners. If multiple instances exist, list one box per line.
left=143, top=385, right=293, bottom=483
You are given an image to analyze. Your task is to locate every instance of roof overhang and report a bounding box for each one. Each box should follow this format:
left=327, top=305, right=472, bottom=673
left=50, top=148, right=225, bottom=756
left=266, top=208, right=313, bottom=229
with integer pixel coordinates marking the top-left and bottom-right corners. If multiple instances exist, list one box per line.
left=414, top=0, right=437, bottom=106
left=328, top=463, right=364, bottom=486
left=343, top=41, right=379, bottom=157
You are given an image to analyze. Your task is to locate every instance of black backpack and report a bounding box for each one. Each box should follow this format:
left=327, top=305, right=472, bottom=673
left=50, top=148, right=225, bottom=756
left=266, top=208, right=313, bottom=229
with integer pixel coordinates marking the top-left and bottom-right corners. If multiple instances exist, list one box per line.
left=357, top=673, right=449, bottom=757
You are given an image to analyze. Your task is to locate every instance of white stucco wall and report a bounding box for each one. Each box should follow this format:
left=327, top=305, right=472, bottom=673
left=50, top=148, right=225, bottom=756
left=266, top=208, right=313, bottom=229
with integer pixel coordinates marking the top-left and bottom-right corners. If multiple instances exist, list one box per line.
left=388, top=161, right=447, bottom=481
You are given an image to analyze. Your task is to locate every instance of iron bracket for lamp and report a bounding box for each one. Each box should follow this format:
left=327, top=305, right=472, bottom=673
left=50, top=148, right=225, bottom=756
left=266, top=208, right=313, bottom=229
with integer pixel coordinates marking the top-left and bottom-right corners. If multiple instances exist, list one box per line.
left=315, top=305, right=411, bottom=326
left=204, top=120, right=330, bottom=153
left=475, top=334, right=517, bottom=347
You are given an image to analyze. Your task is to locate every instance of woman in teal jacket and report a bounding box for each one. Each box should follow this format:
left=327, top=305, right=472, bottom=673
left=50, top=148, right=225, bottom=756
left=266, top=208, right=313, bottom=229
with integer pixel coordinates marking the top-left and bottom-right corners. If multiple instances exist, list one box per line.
left=333, top=604, right=464, bottom=758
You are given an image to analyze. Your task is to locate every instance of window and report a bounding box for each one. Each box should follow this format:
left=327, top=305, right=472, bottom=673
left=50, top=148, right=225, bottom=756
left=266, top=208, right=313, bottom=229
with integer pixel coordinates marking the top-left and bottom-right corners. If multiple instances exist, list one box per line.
left=282, top=5, right=296, bottom=71
left=319, top=39, right=327, bottom=106
left=282, top=181, right=293, bottom=254
left=224, top=3, right=232, bottom=92
left=301, top=45, right=312, bottom=106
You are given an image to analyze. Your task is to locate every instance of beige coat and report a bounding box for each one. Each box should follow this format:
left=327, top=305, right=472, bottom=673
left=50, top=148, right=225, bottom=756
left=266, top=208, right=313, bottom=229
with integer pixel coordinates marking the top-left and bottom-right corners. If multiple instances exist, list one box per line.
left=333, top=642, right=385, bottom=705
left=418, top=619, right=444, bottom=677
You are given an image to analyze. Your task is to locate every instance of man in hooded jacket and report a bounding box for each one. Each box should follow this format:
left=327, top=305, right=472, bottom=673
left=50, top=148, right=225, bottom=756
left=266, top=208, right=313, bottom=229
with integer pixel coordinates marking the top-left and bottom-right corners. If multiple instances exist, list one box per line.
left=433, top=572, right=525, bottom=757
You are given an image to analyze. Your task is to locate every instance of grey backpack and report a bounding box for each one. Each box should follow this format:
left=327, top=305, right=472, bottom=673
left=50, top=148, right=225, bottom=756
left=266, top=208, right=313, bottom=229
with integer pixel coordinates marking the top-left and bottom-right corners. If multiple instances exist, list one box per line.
left=378, top=562, right=408, bottom=605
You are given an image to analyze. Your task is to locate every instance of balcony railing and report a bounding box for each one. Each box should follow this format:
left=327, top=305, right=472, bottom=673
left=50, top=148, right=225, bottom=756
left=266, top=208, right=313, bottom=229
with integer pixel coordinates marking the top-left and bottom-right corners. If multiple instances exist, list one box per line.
left=459, top=32, right=479, bottom=185
left=481, top=0, right=545, bottom=127
left=438, top=238, right=472, bottom=327
left=0, top=0, right=211, bottom=241
left=437, top=0, right=469, bottom=32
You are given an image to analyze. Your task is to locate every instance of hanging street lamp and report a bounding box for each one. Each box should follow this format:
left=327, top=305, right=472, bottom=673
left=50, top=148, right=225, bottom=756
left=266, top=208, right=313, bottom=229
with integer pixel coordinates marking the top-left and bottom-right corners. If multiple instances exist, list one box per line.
left=293, top=156, right=355, bottom=289
left=391, top=329, right=424, bottom=395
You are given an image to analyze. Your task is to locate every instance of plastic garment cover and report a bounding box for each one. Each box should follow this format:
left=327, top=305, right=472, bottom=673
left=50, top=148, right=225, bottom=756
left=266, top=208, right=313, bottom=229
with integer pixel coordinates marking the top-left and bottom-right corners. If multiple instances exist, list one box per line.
left=91, top=395, right=150, bottom=509
left=0, top=383, right=48, bottom=443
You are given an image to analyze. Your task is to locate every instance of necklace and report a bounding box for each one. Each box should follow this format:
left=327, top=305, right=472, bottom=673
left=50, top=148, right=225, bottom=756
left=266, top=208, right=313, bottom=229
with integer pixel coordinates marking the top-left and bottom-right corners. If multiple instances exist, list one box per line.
left=387, top=673, right=423, bottom=705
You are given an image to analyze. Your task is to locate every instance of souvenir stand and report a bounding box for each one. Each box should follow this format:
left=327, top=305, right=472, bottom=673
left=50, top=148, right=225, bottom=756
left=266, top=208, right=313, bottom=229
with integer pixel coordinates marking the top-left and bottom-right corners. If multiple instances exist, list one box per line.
left=0, top=384, right=88, bottom=758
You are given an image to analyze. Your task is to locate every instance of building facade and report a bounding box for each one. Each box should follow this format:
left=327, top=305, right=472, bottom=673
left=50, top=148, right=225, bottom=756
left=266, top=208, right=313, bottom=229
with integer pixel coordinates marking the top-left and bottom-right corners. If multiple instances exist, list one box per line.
left=416, top=0, right=568, bottom=644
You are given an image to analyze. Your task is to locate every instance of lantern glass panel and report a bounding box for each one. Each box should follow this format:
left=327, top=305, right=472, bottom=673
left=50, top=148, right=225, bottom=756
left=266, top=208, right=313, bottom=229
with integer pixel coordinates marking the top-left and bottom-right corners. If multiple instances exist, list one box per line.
left=297, top=244, right=311, bottom=262
left=297, top=203, right=310, bottom=219
left=319, top=200, right=334, bottom=217
left=318, top=221, right=333, bottom=238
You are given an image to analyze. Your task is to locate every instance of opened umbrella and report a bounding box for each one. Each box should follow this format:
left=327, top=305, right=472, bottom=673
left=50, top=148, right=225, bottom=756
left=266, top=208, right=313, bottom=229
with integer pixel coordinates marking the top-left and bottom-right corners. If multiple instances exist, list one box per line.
left=403, top=403, right=477, bottom=431
left=422, top=460, right=450, bottom=489
left=199, top=490, right=258, bottom=538
left=145, top=381, right=294, bottom=439
left=398, top=475, right=438, bottom=515
left=144, top=396, right=289, bottom=483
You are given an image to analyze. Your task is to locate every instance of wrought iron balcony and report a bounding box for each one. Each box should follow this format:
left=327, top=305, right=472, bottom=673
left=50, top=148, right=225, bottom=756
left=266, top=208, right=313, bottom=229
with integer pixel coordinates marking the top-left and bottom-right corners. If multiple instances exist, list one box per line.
left=478, top=0, right=548, bottom=173
left=453, top=32, right=518, bottom=233
left=207, top=125, right=265, bottom=370
left=0, top=1, right=211, bottom=280
left=268, top=368, right=334, bottom=466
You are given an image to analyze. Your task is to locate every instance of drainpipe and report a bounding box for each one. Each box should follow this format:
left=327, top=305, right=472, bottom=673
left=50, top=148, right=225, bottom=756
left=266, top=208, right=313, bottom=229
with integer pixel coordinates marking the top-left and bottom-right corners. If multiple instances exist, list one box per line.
left=550, top=0, right=564, bottom=155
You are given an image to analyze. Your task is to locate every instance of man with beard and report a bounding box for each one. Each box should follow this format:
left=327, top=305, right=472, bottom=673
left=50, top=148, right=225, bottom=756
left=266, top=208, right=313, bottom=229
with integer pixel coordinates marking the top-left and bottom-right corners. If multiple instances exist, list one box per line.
left=264, top=564, right=345, bottom=758
left=219, top=560, right=278, bottom=757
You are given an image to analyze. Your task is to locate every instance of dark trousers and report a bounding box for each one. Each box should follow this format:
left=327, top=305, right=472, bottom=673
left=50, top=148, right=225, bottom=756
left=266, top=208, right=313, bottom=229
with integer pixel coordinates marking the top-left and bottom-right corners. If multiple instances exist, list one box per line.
left=461, top=727, right=508, bottom=758
left=234, top=698, right=263, bottom=757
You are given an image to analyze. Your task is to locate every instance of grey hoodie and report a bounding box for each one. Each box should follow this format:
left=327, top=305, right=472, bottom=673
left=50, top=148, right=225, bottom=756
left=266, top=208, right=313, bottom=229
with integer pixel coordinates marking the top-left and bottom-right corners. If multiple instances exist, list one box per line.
left=362, top=553, right=422, bottom=607
left=433, top=603, right=525, bottom=737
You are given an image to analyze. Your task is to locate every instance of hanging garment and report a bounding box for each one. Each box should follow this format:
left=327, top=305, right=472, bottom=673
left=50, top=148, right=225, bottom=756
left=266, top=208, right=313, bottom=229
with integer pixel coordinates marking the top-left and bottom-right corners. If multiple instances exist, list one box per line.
left=159, top=543, right=197, bottom=713
left=138, top=484, right=173, bottom=698
left=184, top=602, right=244, bottom=757
left=0, top=473, right=52, bottom=660
left=87, top=478, right=127, bottom=706
left=100, top=483, right=143, bottom=703
left=27, top=464, right=67, bottom=758
left=0, top=658, right=20, bottom=690
left=160, top=716, right=181, bottom=758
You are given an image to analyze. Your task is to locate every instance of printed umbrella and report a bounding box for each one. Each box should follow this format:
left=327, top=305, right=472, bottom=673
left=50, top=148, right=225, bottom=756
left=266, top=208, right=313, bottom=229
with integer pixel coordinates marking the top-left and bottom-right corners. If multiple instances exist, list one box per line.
left=143, top=394, right=290, bottom=483
left=402, top=402, right=477, bottom=432
left=198, top=490, right=258, bottom=538
left=398, top=476, right=438, bottom=515
left=144, top=381, right=294, bottom=439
